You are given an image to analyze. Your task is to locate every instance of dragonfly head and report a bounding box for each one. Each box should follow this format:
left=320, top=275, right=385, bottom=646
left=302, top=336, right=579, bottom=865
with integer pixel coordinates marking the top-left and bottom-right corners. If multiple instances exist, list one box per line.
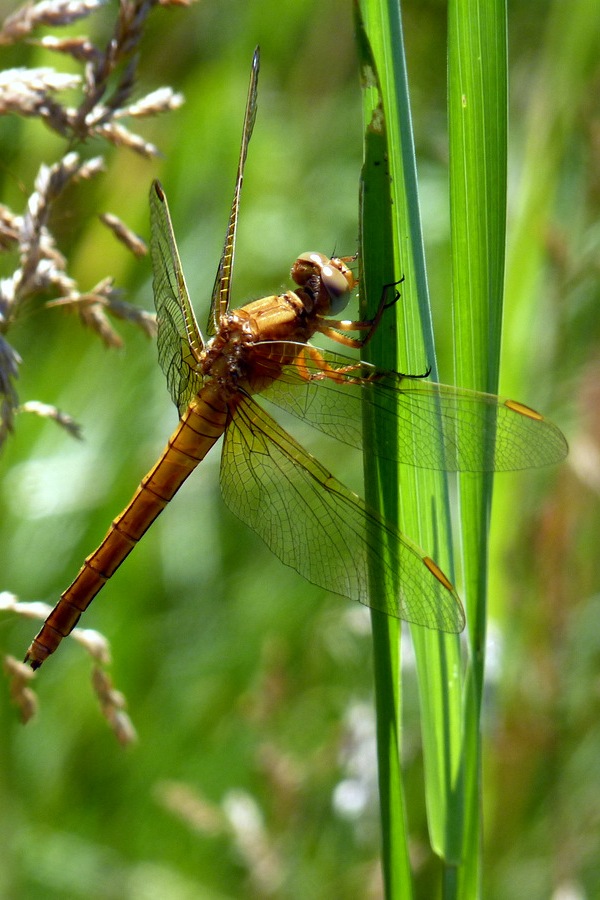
left=291, top=252, right=356, bottom=316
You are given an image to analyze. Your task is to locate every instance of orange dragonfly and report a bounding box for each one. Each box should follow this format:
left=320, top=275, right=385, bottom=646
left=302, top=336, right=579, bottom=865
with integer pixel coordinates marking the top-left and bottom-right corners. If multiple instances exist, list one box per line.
left=25, top=48, right=567, bottom=669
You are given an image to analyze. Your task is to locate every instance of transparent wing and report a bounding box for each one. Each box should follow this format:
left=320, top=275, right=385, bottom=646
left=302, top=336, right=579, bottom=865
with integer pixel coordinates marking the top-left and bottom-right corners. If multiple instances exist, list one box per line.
left=206, top=46, right=260, bottom=335
left=253, top=342, right=568, bottom=472
left=149, top=180, right=204, bottom=415
left=220, top=394, right=465, bottom=632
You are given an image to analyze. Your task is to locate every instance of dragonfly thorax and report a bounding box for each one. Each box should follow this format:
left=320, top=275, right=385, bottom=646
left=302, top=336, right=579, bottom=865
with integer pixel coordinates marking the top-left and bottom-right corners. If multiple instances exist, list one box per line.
left=198, top=252, right=358, bottom=394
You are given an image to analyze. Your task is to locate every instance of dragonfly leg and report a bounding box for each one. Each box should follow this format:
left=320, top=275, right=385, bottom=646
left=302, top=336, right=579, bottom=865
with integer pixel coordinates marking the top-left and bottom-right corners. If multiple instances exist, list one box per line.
left=315, top=276, right=404, bottom=348
left=356, top=276, right=405, bottom=348
left=314, top=324, right=367, bottom=348
left=295, top=345, right=366, bottom=385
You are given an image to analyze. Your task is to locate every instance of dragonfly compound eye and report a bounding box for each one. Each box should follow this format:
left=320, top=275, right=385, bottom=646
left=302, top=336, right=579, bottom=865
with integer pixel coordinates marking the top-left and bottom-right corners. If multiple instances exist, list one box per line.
left=293, top=252, right=353, bottom=315
left=320, top=261, right=353, bottom=314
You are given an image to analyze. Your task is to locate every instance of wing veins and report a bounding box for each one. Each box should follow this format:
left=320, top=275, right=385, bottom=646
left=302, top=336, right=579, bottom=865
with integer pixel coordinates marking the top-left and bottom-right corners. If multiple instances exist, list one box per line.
left=253, top=342, right=568, bottom=472
left=220, top=395, right=464, bottom=632
left=149, top=180, right=203, bottom=413
left=207, top=47, right=260, bottom=334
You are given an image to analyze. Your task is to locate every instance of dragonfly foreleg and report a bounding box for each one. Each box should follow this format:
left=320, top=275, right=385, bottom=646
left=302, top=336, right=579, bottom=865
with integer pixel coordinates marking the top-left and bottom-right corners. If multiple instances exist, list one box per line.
left=315, top=275, right=404, bottom=348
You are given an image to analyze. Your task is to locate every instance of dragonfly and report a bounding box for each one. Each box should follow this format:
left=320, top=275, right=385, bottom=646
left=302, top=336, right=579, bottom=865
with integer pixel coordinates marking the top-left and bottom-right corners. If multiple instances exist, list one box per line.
left=25, top=48, right=567, bottom=670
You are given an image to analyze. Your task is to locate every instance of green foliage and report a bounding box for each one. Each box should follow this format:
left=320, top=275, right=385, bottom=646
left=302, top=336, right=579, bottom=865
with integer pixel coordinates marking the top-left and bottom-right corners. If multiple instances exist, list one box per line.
left=1, top=1, right=598, bottom=898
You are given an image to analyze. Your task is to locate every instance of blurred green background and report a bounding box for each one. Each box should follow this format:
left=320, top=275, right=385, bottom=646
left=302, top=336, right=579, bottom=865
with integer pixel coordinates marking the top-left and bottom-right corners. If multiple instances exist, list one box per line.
left=0, top=0, right=598, bottom=897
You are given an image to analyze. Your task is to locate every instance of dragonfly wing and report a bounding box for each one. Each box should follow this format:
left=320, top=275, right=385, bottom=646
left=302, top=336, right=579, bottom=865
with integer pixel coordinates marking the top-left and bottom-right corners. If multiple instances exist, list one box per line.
left=150, top=180, right=204, bottom=415
left=257, top=343, right=568, bottom=472
left=206, top=47, right=260, bottom=335
left=220, top=394, right=465, bottom=633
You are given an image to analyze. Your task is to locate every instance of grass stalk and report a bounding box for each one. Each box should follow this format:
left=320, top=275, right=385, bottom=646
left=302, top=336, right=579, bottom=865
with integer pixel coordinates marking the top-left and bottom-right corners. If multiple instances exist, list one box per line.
left=357, top=0, right=509, bottom=893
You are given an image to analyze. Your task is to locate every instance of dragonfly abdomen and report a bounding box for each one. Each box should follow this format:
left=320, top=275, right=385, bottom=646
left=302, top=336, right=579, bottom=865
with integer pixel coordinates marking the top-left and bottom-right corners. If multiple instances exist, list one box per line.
left=25, top=394, right=228, bottom=669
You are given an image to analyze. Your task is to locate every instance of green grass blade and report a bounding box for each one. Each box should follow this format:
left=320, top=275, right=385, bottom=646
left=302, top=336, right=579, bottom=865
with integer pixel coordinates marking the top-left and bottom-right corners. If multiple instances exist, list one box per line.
left=356, top=13, right=412, bottom=897
left=447, top=0, right=508, bottom=893
left=357, top=0, right=464, bottom=887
